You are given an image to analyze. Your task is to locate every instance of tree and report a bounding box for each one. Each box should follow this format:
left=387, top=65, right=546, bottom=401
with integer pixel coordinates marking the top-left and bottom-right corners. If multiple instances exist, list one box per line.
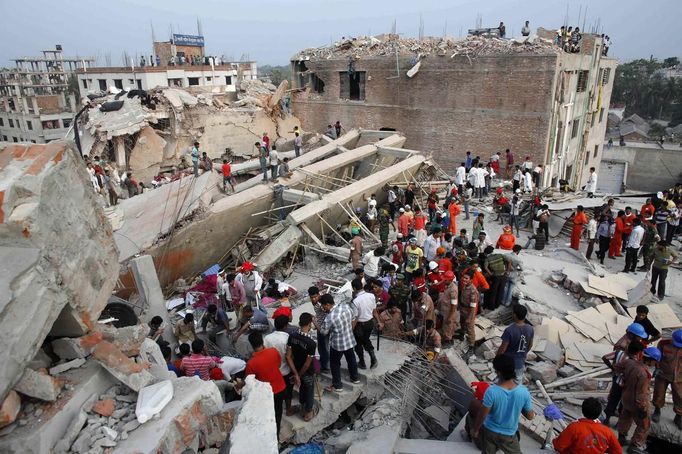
left=663, top=57, right=680, bottom=68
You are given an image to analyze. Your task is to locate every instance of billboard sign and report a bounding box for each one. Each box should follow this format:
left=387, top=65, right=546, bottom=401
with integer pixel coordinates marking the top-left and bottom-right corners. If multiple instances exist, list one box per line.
left=172, top=34, right=205, bottom=47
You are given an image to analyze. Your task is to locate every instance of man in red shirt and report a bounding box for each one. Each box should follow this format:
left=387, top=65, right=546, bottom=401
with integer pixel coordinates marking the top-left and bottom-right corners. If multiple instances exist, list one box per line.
left=221, top=159, right=235, bottom=193
left=245, top=332, right=286, bottom=439
left=640, top=199, right=655, bottom=221
left=553, top=398, right=622, bottom=454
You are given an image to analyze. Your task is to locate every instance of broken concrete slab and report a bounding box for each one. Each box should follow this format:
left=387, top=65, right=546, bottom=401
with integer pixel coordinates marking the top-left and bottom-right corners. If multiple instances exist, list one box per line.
left=92, top=341, right=154, bottom=392
left=112, top=377, right=229, bottom=454
left=128, top=126, right=166, bottom=183
left=0, top=141, right=119, bottom=400
left=137, top=338, right=175, bottom=380
left=14, top=368, right=62, bottom=402
left=99, top=324, right=149, bottom=357
left=527, top=361, right=558, bottom=384
left=49, top=358, right=87, bottom=375
left=52, top=337, right=88, bottom=360
left=230, top=375, right=278, bottom=454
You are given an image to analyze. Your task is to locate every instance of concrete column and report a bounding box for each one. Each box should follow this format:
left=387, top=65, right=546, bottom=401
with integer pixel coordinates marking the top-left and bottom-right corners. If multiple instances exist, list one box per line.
left=130, top=255, right=175, bottom=349
left=113, top=136, right=127, bottom=168
left=31, top=97, right=39, bottom=115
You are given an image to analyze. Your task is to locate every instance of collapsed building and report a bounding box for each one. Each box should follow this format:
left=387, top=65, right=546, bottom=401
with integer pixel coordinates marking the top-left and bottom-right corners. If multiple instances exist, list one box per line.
left=290, top=29, right=617, bottom=190
left=2, top=123, right=682, bottom=453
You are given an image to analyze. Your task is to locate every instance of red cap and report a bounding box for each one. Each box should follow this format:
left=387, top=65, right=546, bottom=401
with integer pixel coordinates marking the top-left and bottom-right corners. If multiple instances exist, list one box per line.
left=496, top=188, right=503, bottom=194
left=240, top=261, right=254, bottom=272
left=444, top=271, right=455, bottom=281
left=272, top=306, right=292, bottom=320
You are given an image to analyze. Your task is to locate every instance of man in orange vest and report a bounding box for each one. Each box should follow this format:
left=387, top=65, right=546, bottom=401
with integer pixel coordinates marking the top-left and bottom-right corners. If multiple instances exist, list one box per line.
left=571, top=205, right=588, bottom=250
left=448, top=200, right=461, bottom=235
left=496, top=225, right=516, bottom=250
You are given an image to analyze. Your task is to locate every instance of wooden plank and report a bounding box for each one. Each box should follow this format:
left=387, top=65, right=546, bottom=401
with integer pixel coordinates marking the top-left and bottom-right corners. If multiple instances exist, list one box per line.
left=300, top=223, right=327, bottom=250
left=639, top=303, right=682, bottom=329
left=588, top=275, right=629, bottom=300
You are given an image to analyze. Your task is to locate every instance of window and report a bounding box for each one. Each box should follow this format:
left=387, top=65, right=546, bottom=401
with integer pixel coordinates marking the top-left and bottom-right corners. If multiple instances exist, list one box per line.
left=601, top=68, right=611, bottom=86
left=27, top=120, right=32, bottom=131
left=225, top=75, right=232, bottom=85
left=31, top=140, right=36, bottom=143
left=584, top=151, right=589, bottom=166
left=188, top=77, right=199, bottom=86
left=571, top=119, right=580, bottom=138
left=128, top=79, right=135, bottom=84
left=113, top=79, right=123, bottom=89
left=576, top=70, right=589, bottom=93
left=98, top=79, right=107, bottom=90
left=206, top=76, right=212, bottom=82
left=62, top=119, right=72, bottom=128
left=311, top=73, right=325, bottom=93
left=9, top=119, right=14, bottom=128
left=593, top=144, right=599, bottom=158
left=12, top=137, right=18, bottom=142
left=599, top=108, right=605, bottom=123
left=136, top=79, right=142, bottom=90
left=168, top=78, right=183, bottom=87
left=0, top=118, right=3, bottom=126
left=82, top=79, right=88, bottom=89
left=2, top=135, right=7, bottom=141
left=590, top=114, right=595, bottom=127
left=338, top=71, right=366, bottom=100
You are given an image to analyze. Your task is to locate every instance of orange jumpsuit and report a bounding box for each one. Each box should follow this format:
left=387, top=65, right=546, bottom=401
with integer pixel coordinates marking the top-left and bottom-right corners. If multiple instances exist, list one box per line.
left=448, top=202, right=461, bottom=234
left=571, top=211, right=588, bottom=250
left=496, top=233, right=516, bottom=250
left=609, top=217, right=624, bottom=258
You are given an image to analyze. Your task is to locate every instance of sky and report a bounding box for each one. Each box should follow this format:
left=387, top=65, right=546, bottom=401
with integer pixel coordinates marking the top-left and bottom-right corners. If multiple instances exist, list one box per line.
left=0, top=0, right=680, bottom=67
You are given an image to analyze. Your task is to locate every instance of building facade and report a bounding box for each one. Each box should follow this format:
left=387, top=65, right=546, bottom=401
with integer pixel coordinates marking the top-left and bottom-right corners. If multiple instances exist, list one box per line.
left=0, top=46, right=94, bottom=144
left=291, top=31, right=616, bottom=189
left=75, top=61, right=258, bottom=98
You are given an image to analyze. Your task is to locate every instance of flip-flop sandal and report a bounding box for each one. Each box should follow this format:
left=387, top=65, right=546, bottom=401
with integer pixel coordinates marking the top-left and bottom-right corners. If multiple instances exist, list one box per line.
left=304, top=402, right=320, bottom=421
left=286, top=405, right=300, bottom=417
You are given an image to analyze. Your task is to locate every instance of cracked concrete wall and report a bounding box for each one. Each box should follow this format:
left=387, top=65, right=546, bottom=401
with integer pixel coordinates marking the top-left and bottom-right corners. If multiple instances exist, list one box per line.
left=0, top=141, right=120, bottom=401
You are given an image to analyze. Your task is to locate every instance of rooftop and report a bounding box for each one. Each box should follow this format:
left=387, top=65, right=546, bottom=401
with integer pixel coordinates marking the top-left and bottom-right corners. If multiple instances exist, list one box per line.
left=292, top=34, right=559, bottom=61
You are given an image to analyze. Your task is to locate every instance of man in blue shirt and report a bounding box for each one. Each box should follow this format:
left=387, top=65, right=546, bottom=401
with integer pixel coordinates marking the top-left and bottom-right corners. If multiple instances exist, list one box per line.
left=497, top=304, right=534, bottom=383
left=191, top=141, right=200, bottom=177
left=471, top=355, right=535, bottom=453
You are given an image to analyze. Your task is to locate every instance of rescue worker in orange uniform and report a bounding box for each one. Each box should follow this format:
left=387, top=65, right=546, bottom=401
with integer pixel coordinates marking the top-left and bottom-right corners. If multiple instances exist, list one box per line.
left=609, top=210, right=625, bottom=258
left=448, top=199, right=461, bottom=235
left=615, top=346, right=660, bottom=452
left=571, top=205, right=588, bottom=250
left=640, top=199, right=655, bottom=221
left=495, top=225, right=516, bottom=250
left=652, top=329, right=682, bottom=429
left=553, top=398, right=622, bottom=454
left=621, top=207, right=636, bottom=255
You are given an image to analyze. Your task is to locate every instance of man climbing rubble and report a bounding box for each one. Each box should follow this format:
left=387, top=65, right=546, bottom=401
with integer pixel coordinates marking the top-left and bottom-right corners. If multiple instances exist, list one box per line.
left=497, top=304, right=533, bottom=384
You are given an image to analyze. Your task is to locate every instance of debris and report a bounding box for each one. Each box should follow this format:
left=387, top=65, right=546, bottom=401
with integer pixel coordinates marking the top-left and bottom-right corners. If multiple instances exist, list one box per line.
left=91, top=341, right=154, bottom=392
left=14, top=368, right=62, bottom=402
left=0, top=391, right=21, bottom=429
left=52, top=337, right=89, bottom=360
left=53, top=409, right=88, bottom=452
left=100, top=324, right=150, bottom=357
left=135, top=380, right=174, bottom=424
left=49, top=357, right=87, bottom=375
left=527, top=362, right=558, bottom=384
left=92, top=399, right=116, bottom=417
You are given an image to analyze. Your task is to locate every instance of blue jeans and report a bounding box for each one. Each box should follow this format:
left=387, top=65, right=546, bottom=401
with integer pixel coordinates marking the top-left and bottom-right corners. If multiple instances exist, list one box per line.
left=464, top=200, right=470, bottom=219
left=502, top=279, right=514, bottom=306
left=317, top=331, right=329, bottom=370
left=192, top=160, right=199, bottom=177
left=260, top=159, right=268, bottom=180
left=330, top=347, right=358, bottom=389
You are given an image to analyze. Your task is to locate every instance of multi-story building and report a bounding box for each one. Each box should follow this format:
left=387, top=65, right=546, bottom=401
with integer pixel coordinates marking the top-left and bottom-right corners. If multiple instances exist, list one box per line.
left=75, top=61, right=257, bottom=97
left=290, top=29, right=617, bottom=189
left=75, top=33, right=257, bottom=98
left=0, top=46, right=94, bottom=143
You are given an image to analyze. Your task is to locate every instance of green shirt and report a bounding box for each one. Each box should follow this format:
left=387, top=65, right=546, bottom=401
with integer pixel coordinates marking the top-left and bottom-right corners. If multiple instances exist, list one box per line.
left=485, top=254, right=509, bottom=276
left=653, top=247, right=678, bottom=270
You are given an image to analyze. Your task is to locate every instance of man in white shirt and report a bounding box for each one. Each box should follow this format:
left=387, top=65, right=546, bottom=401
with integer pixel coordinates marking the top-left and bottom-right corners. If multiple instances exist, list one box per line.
left=624, top=218, right=645, bottom=273
left=476, top=231, right=494, bottom=253
left=268, top=146, right=279, bottom=180
left=455, top=162, right=466, bottom=193
left=585, top=217, right=598, bottom=260
left=585, top=167, right=598, bottom=198
left=523, top=170, right=533, bottom=193
left=423, top=230, right=442, bottom=262
left=522, top=156, right=533, bottom=172
left=351, top=278, right=379, bottom=369
left=362, top=247, right=383, bottom=278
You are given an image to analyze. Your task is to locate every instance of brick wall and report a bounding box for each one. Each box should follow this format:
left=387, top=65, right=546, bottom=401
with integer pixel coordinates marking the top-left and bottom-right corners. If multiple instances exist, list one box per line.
left=292, top=54, right=559, bottom=173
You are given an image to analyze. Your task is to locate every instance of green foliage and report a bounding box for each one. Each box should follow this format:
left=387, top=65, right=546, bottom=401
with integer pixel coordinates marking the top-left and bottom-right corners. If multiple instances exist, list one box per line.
left=612, top=57, right=682, bottom=122
left=259, top=64, right=291, bottom=86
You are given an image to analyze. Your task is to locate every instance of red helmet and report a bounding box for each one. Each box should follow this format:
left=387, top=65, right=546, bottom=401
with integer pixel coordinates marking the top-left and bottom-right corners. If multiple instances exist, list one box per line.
left=444, top=271, right=455, bottom=281
left=496, top=188, right=504, bottom=195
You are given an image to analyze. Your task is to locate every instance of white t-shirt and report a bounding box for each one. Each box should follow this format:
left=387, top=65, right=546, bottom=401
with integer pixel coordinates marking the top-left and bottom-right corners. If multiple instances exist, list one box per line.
left=219, top=356, right=246, bottom=380
left=352, top=291, right=377, bottom=323
left=363, top=252, right=381, bottom=278
left=269, top=150, right=279, bottom=165
left=263, top=331, right=290, bottom=375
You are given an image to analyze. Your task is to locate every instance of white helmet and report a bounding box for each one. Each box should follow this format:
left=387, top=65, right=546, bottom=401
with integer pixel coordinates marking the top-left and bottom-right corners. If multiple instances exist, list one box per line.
left=429, top=261, right=438, bottom=271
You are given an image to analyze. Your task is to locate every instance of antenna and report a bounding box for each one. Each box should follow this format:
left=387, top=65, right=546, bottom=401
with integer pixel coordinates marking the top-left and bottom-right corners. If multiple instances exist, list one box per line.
left=391, top=19, right=397, bottom=35
left=197, top=17, right=203, bottom=36
left=418, top=14, right=424, bottom=41
left=475, top=13, right=482, bottom=29
left=443, top=20, right=447, bottom=38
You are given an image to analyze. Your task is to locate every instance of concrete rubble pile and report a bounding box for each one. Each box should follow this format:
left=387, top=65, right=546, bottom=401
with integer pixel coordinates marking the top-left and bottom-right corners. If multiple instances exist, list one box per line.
left=0, top=141, right=235, bottom=453
left=292, top=34, right=558, bottom=62
left=79, top=82, right=301, bottom=184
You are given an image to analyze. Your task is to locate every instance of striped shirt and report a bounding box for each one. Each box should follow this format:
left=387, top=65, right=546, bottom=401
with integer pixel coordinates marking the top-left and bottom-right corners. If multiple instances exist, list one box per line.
left=180, top=353, right=216, bottom=380
left=320, top=303, right=357, bottom=351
